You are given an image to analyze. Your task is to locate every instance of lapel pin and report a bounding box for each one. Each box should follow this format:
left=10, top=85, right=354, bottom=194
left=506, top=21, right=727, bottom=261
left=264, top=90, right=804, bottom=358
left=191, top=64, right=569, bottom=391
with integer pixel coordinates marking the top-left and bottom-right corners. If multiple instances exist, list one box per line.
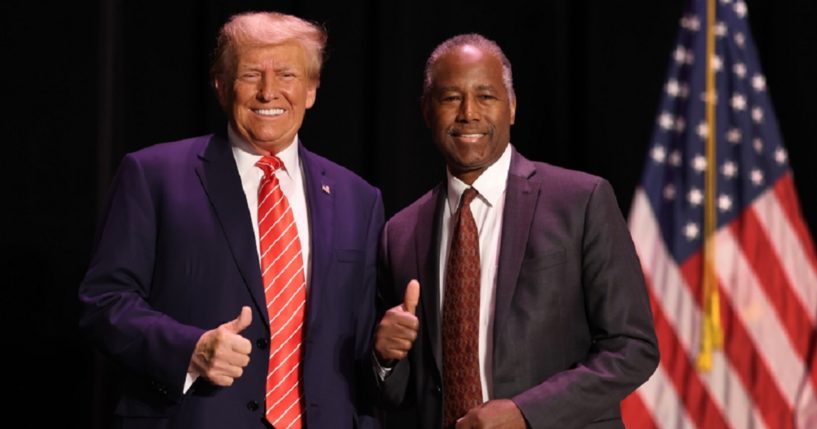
left=321, top=184, right=331, bottom=195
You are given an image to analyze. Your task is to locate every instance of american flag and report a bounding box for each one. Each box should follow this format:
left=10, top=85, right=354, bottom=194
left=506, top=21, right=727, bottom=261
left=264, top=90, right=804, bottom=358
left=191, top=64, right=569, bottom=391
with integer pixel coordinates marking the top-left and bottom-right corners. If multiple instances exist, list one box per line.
left=622, top=0, right=817, bottom=428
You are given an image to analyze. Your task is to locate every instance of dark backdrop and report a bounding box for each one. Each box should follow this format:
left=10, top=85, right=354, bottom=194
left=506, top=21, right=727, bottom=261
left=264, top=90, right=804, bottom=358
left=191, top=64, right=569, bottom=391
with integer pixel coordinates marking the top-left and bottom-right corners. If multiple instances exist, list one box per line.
left=2, top=1, right=814, bottom=427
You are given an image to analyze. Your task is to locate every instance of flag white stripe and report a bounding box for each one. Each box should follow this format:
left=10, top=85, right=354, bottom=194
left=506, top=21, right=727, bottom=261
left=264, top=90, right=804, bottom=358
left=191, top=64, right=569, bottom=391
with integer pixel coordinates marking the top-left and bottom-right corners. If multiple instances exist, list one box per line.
left=716, top=226, right=812, bottom=408
left=634, top=365, right=697, bottom=428
left=752, top=189, right=817, bottom=322
left=630, top=190, right=765, bottom=428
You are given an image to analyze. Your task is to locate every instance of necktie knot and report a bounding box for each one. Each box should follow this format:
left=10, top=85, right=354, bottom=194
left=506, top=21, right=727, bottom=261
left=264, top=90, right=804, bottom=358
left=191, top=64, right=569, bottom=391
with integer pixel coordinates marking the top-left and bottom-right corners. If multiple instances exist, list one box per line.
left=256, top=155, right=284, bottom=177
left=460, top=187, right=478, bottom=208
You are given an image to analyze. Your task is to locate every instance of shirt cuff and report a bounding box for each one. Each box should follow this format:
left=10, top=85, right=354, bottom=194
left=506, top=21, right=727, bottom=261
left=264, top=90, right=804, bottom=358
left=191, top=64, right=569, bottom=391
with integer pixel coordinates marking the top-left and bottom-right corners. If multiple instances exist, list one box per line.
left=372, top=350, right=395, bottom=382
left=183, top=372, right=198, bottom=394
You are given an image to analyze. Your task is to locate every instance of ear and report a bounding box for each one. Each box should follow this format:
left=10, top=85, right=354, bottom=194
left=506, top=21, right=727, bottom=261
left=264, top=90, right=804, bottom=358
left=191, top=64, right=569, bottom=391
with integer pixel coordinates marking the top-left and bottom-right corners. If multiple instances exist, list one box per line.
left=214, top=78, right=230, bottom=110
left=421, top=96, right=432, bottom=127
left=305, top=83, right=317, bottom=109
left=509, top=95, right=517, bottom=125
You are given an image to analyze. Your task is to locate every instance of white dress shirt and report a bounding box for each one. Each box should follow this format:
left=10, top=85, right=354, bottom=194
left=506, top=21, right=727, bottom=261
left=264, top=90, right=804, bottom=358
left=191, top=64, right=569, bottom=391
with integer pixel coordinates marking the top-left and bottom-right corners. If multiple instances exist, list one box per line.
left=184, top=128, right=312, bottom=393
left=438, top=143, right=512, bottom=401
left=229, top=127, right=312, bottom=283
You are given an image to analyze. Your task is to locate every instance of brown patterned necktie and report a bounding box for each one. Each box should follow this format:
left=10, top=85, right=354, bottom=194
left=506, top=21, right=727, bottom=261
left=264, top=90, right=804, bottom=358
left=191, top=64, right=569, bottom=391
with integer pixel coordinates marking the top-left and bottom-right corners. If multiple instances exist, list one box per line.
left=442, top=187, right=483, bottom=428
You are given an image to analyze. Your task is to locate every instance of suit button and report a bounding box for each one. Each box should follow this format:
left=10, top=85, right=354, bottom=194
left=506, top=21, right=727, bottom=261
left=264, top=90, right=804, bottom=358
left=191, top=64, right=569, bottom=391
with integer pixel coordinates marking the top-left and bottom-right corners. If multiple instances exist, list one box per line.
left=247, top=400, right=259, bottom=411
left=433, top=385, right=442, bottom=394
left=257, top=338, right=269, bottom=349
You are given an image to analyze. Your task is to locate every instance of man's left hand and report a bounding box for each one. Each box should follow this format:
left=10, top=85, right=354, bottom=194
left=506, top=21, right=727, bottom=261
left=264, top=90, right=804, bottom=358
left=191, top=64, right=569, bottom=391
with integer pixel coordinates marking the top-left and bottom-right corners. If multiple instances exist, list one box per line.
left=455, top=399, right=527, bottom=429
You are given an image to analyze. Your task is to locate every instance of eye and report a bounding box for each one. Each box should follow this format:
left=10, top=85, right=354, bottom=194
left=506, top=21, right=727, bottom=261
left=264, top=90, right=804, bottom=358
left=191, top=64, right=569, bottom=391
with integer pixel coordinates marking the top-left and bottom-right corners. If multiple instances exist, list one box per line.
left=238, top=72, right=261, bottom=81
left=441, top=95, right=462, bottom=102
left=478, top=94, right=497, bottom=101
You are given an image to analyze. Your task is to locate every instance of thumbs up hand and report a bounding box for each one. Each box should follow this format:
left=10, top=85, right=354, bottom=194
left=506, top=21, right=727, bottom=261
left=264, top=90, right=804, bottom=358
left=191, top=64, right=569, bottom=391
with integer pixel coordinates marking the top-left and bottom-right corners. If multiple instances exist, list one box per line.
left=375, top=280, right=421, bottom=363
left=189, top=306, right=253, bottom=387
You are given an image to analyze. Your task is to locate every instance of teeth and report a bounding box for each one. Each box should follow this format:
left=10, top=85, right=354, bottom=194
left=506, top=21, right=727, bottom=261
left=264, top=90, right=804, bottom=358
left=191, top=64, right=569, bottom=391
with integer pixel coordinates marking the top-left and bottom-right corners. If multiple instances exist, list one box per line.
left=254, top=108, right=284, bottom=116
left=459, top=133, right=483, bottom=138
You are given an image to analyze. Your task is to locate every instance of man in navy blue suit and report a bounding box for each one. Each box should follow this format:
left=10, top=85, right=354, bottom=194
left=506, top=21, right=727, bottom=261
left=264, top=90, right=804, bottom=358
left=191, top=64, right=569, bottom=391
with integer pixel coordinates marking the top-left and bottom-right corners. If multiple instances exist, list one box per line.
left=80, top=12, right=383, bottom=428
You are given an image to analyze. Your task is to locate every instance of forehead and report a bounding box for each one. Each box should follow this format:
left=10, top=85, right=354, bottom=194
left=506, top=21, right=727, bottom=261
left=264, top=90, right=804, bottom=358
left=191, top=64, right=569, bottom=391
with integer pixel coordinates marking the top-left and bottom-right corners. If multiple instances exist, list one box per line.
left=234, top=42, right=307, bottom=68
left=430, top=45, right=504, bottom=89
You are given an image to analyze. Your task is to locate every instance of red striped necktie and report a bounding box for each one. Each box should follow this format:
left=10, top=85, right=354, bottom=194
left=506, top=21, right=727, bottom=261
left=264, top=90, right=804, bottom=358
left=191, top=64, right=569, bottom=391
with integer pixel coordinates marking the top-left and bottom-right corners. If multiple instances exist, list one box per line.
left=256, top=155, right=306, bottom=429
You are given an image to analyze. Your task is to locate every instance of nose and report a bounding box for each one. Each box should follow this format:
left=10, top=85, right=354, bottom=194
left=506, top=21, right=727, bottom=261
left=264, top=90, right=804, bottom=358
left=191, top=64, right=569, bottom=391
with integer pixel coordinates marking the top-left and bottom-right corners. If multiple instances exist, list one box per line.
left=256, top=76, right=279, bottom=102
left=456, top=95, right=478, bottom=122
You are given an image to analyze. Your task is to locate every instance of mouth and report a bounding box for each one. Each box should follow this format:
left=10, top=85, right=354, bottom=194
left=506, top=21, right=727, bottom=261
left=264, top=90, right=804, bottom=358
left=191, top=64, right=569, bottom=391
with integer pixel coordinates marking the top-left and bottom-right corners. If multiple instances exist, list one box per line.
left=252, top=108, right=285, bottom=117
left=449, top=129, right=489, bottom=143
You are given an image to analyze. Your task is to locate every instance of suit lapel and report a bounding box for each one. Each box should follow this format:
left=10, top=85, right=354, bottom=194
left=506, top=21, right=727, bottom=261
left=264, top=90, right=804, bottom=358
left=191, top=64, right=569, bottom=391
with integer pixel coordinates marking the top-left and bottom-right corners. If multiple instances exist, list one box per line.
left=299, top=143, right=334, bottom=339
left=493, top=150, right=539, bottom=347
left=417, top=185, right=446, bottom=378
left=195, top=134, right=269, bottom=327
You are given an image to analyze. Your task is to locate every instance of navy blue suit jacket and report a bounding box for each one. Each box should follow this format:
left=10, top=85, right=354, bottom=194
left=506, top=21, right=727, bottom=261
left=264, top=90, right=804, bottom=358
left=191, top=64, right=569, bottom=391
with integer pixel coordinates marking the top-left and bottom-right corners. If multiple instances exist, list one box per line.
left=80, top=134, right=383, bottom=428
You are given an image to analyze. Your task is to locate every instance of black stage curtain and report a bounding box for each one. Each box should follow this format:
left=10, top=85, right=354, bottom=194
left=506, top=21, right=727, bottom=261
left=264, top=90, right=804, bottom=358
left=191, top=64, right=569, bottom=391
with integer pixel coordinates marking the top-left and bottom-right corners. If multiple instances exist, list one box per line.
left=3, top=1, right=814, bottom=427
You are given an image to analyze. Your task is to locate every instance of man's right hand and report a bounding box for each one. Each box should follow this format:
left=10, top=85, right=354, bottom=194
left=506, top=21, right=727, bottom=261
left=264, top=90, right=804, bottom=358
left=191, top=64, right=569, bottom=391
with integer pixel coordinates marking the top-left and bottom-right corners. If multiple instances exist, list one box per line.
left=375, top=280, right=420, bottom=363
left=189, top=306, right=253, bottom=387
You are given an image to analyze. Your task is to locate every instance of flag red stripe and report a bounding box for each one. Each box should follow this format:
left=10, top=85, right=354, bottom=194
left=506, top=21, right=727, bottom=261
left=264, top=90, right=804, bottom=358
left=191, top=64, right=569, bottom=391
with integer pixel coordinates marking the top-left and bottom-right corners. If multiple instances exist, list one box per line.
left=622, top=391, right=659, bottom=429
left=679, top=252, right=795, bottom=428
left=644, top=271, right=731, bottom=429
left=730, top=207, right=814, bottom=360
left=773, top=174, right=817, bottom=272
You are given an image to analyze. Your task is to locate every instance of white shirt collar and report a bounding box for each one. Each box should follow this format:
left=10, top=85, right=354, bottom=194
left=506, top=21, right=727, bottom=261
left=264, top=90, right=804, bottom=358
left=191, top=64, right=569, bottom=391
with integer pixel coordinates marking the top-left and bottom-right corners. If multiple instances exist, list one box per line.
left=446, top=143, right=513, bottom=213
left=228, top=126, right=300, bottom=179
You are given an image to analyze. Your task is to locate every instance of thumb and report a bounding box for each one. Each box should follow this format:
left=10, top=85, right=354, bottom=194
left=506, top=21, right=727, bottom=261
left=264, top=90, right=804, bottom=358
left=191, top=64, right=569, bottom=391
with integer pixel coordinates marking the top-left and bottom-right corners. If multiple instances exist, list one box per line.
left=402, top=279, right=420, bottom=315
left=224, top=306, right=252, bottom=333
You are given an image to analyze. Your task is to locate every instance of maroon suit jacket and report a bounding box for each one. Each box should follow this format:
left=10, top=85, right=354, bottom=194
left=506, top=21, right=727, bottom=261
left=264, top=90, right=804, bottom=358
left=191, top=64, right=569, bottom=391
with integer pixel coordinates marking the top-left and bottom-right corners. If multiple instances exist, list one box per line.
left=377, top=148, right=658, bottom=428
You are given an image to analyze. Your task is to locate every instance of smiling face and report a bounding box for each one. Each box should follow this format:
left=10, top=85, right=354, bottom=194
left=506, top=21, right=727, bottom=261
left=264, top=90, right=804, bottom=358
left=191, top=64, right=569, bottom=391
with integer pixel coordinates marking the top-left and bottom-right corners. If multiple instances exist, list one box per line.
left=217, top=41, right=317, bottom=155
left=423, top=44, right=516, bottom=184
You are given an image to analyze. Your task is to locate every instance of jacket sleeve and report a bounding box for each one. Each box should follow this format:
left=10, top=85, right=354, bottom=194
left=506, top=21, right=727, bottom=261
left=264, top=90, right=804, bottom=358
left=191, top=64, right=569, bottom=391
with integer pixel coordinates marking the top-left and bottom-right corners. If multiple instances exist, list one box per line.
left=513, top=179, right=659, bottom=428
left=78, top=154, right=204, bottom=402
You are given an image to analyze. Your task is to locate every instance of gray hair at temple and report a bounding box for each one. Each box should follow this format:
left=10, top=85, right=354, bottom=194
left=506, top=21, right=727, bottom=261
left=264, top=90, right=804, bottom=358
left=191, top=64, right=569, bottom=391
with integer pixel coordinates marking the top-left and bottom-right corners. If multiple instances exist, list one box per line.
left=210, top=11, right=327, bottom=86
left=422, top=33, right=515, bottom=101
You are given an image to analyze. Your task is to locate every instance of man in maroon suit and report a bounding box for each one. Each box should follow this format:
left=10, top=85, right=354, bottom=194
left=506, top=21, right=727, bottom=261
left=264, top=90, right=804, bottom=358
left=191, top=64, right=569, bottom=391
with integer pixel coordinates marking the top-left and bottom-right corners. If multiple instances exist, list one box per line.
left=374, top=34, right=658, bottom=428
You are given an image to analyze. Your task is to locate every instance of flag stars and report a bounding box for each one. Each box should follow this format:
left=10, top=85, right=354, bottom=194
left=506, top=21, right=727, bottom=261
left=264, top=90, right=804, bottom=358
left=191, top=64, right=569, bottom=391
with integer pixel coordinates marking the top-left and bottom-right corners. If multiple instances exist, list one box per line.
left=733, top=63, right=747, bottom=79
left=735, top=32, right=746, bottom=48
left=684, top=222, right=700, bottom=240
left=752, top=107, right=764, bottom=123
left=688, top=188, right=704, bottom=206
left=752, top=74, right=767, bottom=92
left=774, top=147, right=788, bottom=164
left=666, top=79, right=681, bottom=96
left=697, top=122, right=709, bottom=139
left=753, top=138, right=764, bottom=153
left=663, top=184, right=677, bottom=200
left=669, top=150, right=683, bottom=167
left=722, top=161, right=738, bottom=178
left=750, top=169, right=764, bottom=186
left=731, top=93, right=747, bottom=111
left=715, top=22, right=728, bottom=37
left=659, top=112, right=675, bottom=130
left=681, top=15, right=701, bottom=31
left=718, top=194, right=733, bottom=212
left=710, top=55, right=723, bottom=72
left=726, top=128, right=742, bottom=143
left=692, top=155, right=707, bottom=173
left=674, top=46, right=694, bottom=65
left=651, top=146, right=667, bottom=163
left=734, top=1, right=748, bottom=18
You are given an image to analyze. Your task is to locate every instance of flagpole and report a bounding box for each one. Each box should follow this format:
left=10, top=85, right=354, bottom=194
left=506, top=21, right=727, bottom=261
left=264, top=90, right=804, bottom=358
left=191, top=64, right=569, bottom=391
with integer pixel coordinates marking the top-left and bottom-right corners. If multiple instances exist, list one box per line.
left=697, top=0, right=723, bottom=371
